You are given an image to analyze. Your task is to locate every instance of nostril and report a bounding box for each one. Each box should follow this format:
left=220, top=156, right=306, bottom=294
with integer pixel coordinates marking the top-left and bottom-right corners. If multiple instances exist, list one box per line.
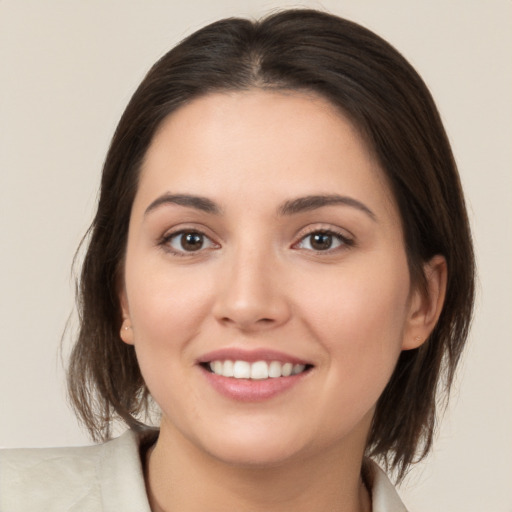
left=220, top=316, right=275, bottom=326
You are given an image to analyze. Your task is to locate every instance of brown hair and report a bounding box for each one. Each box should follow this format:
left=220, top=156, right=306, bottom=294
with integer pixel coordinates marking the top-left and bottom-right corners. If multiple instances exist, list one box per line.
left=68, top=9, right=475, bottom=480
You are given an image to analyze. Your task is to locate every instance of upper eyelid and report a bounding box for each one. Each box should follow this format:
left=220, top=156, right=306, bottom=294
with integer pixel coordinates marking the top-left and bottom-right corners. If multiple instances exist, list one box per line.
left=159, top=225, right=220, bottom=251
left=297, top=231, right=351, bottom=244
left=291, top=226, right=355, bottom=251
left=161, top=223, right=218, bottom=240
left=160, top=230, right=219, bottom=257
left=294, top=224, right=354, bottom=241
left=162, top=229, right=217, bottom=244
left=158, top=224, right=354, bottom=248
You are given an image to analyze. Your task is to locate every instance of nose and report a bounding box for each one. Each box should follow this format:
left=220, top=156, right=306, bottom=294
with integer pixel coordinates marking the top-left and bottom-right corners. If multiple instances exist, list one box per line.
left=212, top=245, right=291, bottom=332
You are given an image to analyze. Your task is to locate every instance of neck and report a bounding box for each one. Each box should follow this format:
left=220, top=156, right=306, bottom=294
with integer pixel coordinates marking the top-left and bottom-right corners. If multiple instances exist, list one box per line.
left=145, top=420, right=372, bottom=512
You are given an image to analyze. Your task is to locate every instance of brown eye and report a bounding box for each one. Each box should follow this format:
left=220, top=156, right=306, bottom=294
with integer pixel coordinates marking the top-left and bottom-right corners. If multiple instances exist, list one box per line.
left=181, top=232, right=204, bottom=251
left=310, top=233, right=333, bottom=250
left=295, top=230, right=351, bottom=252
left=167, top=231, right=216, bottom=253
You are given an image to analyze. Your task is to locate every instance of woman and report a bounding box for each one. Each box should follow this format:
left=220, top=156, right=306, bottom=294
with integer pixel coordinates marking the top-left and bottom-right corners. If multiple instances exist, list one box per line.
left=0, top=9, right=474, bottom=511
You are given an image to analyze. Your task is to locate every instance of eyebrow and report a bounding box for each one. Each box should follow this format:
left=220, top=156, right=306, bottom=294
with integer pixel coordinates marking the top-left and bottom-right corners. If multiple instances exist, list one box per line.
left=144, top=192, right=376, bottom=221
left=278, top=194, right=376, bottom=221
left=144, top=193, right=221, bottom=216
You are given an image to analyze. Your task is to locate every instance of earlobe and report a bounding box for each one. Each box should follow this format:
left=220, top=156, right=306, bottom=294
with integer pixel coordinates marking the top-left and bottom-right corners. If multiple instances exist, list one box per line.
left=402, top=255, right=447, bottom=350
left=120, top=318, right=134, bottom=345
left=119, top=288, right=134, bottom=345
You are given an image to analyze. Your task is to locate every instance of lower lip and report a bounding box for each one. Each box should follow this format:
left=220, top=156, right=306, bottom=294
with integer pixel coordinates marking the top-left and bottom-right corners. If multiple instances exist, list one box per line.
left=200, top=367, right=309, bottom=402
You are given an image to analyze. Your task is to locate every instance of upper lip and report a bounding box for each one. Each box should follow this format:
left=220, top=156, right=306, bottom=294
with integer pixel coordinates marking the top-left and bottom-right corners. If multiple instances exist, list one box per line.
left=197, top=348, right=312, bottom=366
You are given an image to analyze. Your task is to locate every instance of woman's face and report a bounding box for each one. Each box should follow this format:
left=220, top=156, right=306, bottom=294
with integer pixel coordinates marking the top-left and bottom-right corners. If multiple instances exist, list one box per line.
left=120, top=90, right=427, bottom=467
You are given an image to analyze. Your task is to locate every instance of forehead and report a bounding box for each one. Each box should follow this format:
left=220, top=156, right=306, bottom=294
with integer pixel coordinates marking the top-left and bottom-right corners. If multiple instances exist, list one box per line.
left=136, top=89, right=398, bottom=222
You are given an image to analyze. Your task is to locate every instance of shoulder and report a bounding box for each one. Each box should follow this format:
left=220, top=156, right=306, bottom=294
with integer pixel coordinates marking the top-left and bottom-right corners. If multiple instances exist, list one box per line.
left=0, top=429, right=154, bottom=512
left=365, top=459, right=409, bottom=512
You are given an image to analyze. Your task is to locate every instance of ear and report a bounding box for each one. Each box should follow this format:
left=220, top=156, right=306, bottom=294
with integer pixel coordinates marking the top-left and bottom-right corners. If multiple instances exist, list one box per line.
left=402, top=255, right=447, bottom=350
left=119, top=286, right=134, bottom=346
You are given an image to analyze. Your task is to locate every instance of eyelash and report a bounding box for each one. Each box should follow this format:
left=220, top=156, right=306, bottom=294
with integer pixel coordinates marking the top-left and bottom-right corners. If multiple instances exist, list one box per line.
left=292, top=228, right=355, bottom=253
left=159, top=227, right=355, bottom=257
left=159, top=229, right=218, bottom=257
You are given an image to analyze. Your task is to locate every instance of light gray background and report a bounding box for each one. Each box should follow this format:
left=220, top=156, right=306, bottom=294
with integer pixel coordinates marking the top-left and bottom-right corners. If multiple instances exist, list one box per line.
left=1, top=1, right=511, bottom=510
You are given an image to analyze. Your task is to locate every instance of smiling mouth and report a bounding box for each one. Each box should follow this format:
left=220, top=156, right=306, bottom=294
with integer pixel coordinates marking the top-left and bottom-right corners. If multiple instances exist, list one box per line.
left=203, top=360, right=313, bottom=380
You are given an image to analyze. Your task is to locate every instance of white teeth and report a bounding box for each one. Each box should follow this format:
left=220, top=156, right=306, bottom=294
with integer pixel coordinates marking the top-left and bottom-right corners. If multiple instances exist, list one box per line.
left=233, top=360, right=251, bottom=378
left=208, top=360, right=308, bottom=379
left=222, top=359, right=234, bottom=377
left=268, top=361, right=282, bottom=378
left=250, top=361, right=269, bottom=380
left=281, top=362, right=293, bottom=377
left=212, top=360, right=223, bottom=375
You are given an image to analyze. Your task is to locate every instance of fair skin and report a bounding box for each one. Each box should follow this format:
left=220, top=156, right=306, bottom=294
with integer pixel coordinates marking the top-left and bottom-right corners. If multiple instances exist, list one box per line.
left=120, top=90, right=446, bottom=512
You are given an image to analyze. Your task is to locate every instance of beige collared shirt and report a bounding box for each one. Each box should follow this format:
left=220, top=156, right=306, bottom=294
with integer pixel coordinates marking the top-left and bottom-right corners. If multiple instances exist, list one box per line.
left=0, top=430, right=408, bottom=511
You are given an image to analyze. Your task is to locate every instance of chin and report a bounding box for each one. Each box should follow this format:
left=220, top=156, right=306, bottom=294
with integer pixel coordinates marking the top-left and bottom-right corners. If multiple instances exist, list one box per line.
left=206, top=439, right=304, bottom=469
left=189, top=420, right=313, bottom=469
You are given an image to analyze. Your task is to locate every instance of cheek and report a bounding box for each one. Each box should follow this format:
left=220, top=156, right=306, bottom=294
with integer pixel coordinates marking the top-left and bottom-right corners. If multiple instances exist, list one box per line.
left=300, top=257, right=411, bottom=386
left=123, top=259, right=217, bottom=370
left=123, top=263, right=217, bottom=417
